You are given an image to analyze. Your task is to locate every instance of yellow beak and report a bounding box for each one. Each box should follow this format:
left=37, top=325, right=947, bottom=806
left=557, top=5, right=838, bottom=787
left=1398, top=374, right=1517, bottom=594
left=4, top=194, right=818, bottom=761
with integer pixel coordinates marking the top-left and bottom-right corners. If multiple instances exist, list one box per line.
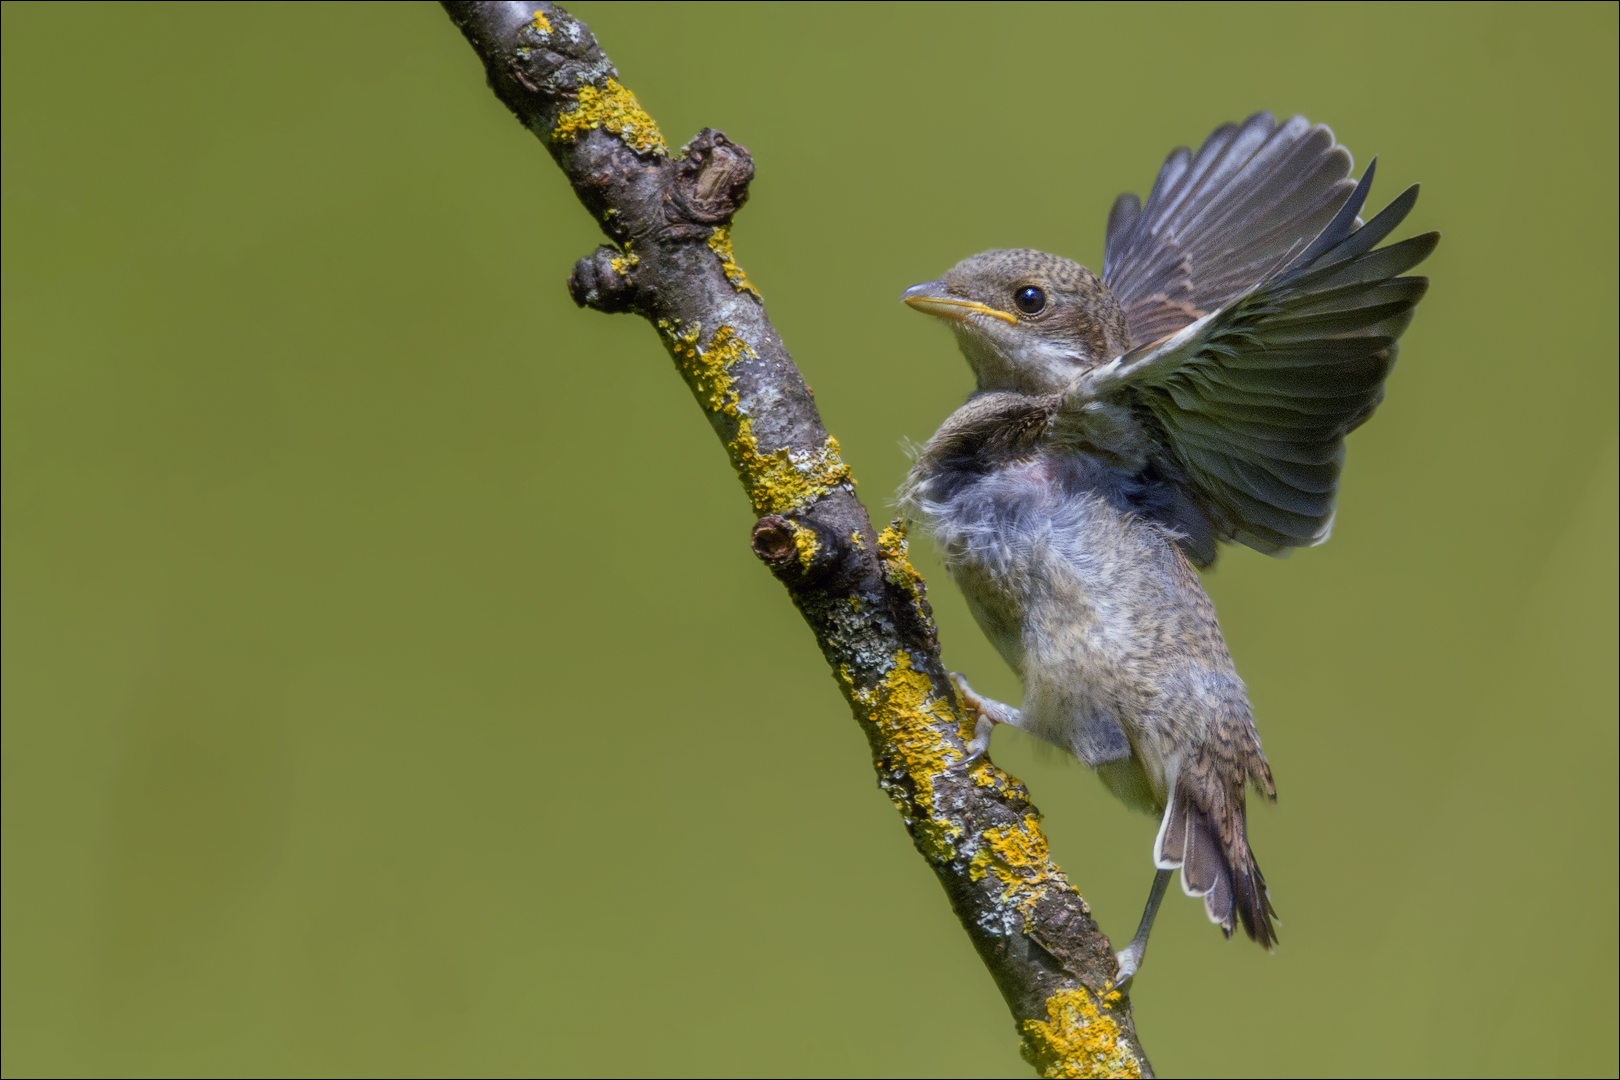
left=901, top=283, right=1018, bottom=325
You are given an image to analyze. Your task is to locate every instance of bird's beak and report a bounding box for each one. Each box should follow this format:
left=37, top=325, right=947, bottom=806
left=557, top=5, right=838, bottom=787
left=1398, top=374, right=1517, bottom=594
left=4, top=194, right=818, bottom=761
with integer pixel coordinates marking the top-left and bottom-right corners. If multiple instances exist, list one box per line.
left=901, top=282, right=1018, bottom=325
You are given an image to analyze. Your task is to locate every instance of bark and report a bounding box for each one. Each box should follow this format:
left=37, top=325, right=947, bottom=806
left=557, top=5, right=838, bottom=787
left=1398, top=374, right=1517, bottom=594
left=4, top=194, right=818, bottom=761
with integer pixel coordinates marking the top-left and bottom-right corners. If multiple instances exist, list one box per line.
left=440, top=4, right=1151, bottom=1075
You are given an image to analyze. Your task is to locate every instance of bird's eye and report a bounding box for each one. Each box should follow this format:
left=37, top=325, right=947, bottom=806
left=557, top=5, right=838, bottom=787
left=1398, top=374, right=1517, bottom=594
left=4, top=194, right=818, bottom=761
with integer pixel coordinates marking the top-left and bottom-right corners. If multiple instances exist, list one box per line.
left=1014, top=285, right=1046, bottom=315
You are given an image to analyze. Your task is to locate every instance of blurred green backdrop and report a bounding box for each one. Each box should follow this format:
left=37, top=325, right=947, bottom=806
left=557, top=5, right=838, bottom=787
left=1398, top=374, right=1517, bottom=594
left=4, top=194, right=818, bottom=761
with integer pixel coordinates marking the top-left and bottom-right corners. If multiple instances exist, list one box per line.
left=3, top=2, right=1615, bottom=1076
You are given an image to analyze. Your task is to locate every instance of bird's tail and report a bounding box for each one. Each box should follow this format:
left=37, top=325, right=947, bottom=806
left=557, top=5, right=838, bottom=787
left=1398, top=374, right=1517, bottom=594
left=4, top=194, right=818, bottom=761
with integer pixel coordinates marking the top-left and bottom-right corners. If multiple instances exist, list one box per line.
left=1153, top=762, right=1278, bottom=949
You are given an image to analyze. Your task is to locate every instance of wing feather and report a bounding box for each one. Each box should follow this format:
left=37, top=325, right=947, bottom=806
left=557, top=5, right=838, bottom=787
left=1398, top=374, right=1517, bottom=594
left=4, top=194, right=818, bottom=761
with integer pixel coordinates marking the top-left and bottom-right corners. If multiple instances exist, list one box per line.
left=1171, top=428, right=1342, bottom=493
left=1104, top=113, right=1358, bottom=347
left=1071, top=164, right=1437, bottom=558
left=1105, top=193, right=1142, bottom=268
left=1294, top=233, right=1439, bottom=291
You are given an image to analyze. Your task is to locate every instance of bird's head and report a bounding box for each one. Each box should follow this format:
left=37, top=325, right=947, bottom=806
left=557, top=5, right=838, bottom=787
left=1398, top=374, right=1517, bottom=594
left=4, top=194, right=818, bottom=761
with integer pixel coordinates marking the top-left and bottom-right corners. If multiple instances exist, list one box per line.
left=902, top=249, right=1131, bottom=395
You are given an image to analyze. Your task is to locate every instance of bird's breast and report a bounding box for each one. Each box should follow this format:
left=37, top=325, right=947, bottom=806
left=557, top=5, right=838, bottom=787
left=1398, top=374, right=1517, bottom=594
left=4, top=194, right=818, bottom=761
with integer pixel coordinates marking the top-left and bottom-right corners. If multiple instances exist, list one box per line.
left=911, top=450, right=1141, bottom=580
left=912, top=449, right=1233, bottom=751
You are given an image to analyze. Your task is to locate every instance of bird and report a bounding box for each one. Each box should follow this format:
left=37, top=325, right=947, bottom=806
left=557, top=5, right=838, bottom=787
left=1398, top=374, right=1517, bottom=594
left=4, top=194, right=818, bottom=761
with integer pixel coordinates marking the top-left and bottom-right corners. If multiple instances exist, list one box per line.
left=896, top=112, right=1437, bottom=985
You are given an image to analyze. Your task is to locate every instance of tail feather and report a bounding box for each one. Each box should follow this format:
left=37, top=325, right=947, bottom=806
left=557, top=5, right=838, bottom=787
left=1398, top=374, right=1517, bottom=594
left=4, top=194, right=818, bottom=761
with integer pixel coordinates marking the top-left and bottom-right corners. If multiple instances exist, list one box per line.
left=1155, top=778, right=1278, bottom=949
left=1153, top=793, right=1190, bottom=868
left=1181, top=813, right=1225, bottom=899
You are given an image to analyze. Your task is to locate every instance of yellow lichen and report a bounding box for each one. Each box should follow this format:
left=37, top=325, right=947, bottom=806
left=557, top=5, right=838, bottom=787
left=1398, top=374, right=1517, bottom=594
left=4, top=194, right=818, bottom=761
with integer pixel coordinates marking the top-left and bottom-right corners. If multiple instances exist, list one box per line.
left=732, top=426, right=852, bottom=515
left=528, top=9, right=552, bottom=33
left=969, top=815, right=1057, bottom=898
left=666, top=321, right=743, bottom=416
left=553, top=78, right=667, bottom=157
left=876, top=523, right=923, bottom=591
left=845, top=651, right=964, bottom=861
left=972, top=765, right=1030, bottom=802
left=707, top=226, right=761, bottom=298
left=789, top=521, right=819, bottom=571
left=663, top=323, right=850, bottom=515
left=609, top=251, right=639, bottom=276
left=1020, top=989, right=1141, bottom=1079
left=964, top=812, right=1086, bottom=937
left=877, top=521, right=934, bottom=631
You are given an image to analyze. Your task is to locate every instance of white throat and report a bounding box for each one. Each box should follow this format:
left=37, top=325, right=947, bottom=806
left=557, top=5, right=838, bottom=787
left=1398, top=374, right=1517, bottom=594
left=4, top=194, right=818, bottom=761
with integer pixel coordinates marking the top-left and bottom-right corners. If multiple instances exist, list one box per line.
left=954, top=326, right=1086, bottom=395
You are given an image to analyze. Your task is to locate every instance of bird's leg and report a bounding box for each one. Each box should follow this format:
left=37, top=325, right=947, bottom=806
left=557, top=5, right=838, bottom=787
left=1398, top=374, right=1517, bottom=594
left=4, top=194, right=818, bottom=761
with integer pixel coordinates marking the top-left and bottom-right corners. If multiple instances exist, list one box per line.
left=948, top=672, right=1022, bottom=767
left=1111, top=868, right=1173, bottom=989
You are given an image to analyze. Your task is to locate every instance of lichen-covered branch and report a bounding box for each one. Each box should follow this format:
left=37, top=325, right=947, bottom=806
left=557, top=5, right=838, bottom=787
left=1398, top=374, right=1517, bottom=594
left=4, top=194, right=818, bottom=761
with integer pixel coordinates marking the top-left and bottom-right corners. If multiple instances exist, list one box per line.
left=440, top=4, right=1151, bottom=1075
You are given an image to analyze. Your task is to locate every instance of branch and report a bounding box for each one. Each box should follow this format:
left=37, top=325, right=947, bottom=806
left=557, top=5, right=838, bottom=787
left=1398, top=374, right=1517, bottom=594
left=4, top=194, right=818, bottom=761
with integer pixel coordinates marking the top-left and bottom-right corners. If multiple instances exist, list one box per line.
left=440, top=5, right=1150, bottom=1075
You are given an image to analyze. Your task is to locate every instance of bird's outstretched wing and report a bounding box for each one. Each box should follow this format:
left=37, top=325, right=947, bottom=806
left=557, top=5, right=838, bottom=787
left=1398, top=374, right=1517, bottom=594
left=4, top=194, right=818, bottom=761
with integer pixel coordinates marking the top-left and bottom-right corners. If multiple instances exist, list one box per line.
left=1105, top=113, right=1359, bottom=349
left=1068, top=165, right=1438, bottom=557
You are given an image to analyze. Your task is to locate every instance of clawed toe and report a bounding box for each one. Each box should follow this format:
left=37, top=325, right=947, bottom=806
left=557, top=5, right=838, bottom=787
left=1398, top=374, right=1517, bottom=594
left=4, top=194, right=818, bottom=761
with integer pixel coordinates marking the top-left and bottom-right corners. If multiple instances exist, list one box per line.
left=958, top=724, right=993, bottom=768
left=948, top=672, right=1019, bottom=770
left=949, top=673, right=993, bottom=769
left=1111, top=944, right=1143, bottom=990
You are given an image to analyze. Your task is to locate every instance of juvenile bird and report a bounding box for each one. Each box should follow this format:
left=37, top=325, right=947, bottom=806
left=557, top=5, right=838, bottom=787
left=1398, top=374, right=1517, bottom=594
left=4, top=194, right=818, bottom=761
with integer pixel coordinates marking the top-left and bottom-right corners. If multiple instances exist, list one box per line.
left=898, top=113, right=1436, bottom=984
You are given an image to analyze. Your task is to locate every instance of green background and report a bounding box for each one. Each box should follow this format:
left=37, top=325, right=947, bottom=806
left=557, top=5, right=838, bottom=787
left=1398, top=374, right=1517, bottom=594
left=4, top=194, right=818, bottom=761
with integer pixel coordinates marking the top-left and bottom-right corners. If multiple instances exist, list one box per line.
left=4, top=2, right=1615, bottom=1075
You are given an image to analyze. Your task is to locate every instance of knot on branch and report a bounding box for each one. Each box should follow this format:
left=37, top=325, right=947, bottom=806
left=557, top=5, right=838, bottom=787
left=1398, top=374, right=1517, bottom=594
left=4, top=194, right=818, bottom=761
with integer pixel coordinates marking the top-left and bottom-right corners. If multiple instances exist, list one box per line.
left=443, top=3, right=616, bottom=118
left=568, top=245, right=640, bottom=313
left=666, top=129, right=753, bottom=230
left=751, top=515, right=845, bottom=585
left=509, top=4, right=616, bottom=101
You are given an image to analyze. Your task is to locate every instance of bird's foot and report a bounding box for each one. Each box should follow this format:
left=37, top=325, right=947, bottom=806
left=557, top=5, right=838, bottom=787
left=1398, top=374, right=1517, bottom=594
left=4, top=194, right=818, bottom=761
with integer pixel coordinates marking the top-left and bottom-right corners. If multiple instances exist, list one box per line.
left=949, top=673, right=1019, bottom=769
left=1109, top=941, right=1145, bottom=994
left=1106, top=869, right=1171, bottom=994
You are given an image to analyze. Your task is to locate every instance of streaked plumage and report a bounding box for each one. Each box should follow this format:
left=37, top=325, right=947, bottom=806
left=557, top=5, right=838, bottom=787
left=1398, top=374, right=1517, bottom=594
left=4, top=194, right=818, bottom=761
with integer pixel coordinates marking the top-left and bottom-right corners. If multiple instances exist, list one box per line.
left=898, top=113, right=1436, bottom=972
